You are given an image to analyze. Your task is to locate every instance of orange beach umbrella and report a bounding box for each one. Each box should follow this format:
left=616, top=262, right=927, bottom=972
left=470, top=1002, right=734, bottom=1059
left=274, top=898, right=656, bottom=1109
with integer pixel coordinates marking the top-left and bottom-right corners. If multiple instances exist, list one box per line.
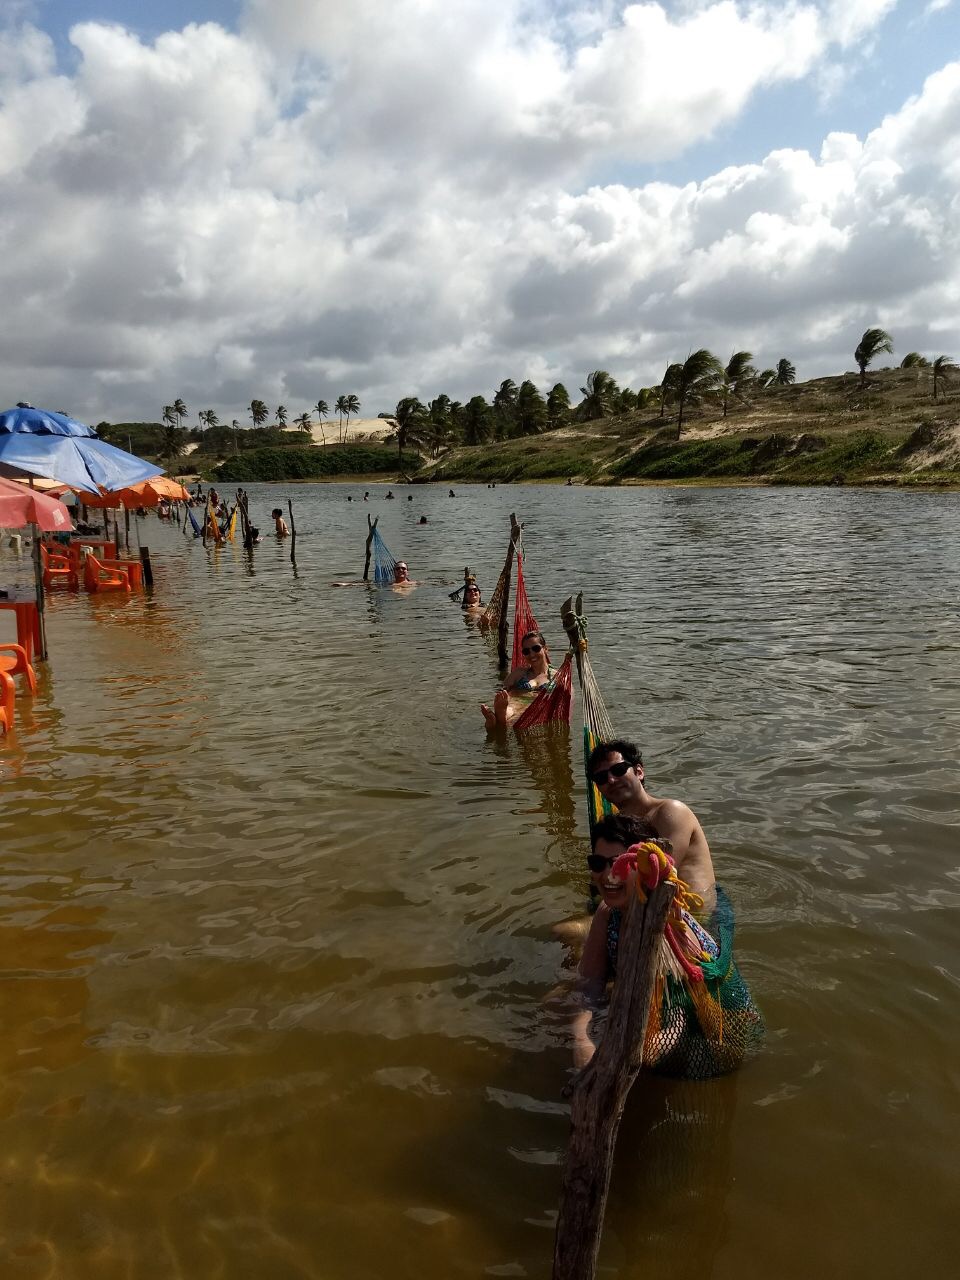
left=74, top=476, right=191, bottom=508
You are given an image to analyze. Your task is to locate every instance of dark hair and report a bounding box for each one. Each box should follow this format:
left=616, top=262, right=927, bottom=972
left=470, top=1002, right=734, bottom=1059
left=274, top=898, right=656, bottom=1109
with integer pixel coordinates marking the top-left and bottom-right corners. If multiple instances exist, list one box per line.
left=590, top=813, right=658, bottom=851
left=271, top=508, right=283, bottom=518
left=587, top=738, right=643, bottom=775
left=521, top=629, right=546, bottom=649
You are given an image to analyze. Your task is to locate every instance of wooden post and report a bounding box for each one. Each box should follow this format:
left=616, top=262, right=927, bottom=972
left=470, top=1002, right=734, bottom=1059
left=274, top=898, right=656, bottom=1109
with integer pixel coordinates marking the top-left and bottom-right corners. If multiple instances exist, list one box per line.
left=202, top=498, right=209, bottom=548
left=363, top=514, right=378, bottom=581
left=123, top=504, right=130, bottom=552
left=497, top=512, right=521, bottom=669
left=139, top=547, right=154, bottom=587
left=287, top=498, right=297, bottom=563
left=103, top=508, right=109, bottom=540
left=552, top=880, right=676, bottom=1280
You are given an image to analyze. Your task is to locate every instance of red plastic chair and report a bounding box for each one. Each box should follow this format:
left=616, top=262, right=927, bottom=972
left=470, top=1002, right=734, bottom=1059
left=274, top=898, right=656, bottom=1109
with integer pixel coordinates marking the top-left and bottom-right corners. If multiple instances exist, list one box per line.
left=0, top=643, right=37, bottom=694
left=83, top=553, right=131, bottom=593
left=0, top=670, right=14, bottom=734
left=41, top=543, right=79, bottom=590
left=97, top=557, right=144, bottom=589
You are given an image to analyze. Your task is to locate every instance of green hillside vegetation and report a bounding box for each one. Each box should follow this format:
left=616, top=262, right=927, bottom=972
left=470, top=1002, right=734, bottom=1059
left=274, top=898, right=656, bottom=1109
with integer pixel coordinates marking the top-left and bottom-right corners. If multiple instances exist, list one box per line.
left=93, top=334, right=960, bottom=486
left=212, top=446, right=422, bottom=483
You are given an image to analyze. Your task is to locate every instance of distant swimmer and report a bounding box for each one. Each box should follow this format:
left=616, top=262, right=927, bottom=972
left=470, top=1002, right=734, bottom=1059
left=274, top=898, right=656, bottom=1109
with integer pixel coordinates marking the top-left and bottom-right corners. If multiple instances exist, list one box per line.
left=386, top=491, right=395, bottom=499
left=407, top=494, right=413, bottom=501
left=448, top=489, right=456, bottom=497
left=271, top=507, right=289, bottom=538
left=418, top=515, right=428, bottom=524
left=347, top=495, right=353, bottom=502
left=363, top=491, right=370, bottom=501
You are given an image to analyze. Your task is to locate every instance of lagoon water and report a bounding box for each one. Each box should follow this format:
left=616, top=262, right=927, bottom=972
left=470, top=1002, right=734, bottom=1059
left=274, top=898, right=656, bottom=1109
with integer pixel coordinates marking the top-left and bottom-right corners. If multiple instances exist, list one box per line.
left=1, top=482, right=958, bottom=1279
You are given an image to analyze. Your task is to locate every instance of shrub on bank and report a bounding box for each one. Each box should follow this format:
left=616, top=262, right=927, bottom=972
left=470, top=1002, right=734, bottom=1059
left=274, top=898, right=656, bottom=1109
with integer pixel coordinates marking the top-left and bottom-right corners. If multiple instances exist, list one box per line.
left=213, top=447, right=422, bottom=482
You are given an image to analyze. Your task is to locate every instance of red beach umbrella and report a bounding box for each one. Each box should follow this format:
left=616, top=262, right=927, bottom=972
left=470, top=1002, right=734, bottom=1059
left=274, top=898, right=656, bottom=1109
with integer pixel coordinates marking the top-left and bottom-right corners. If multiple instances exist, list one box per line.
left=0, top=475, right=72, bottom=531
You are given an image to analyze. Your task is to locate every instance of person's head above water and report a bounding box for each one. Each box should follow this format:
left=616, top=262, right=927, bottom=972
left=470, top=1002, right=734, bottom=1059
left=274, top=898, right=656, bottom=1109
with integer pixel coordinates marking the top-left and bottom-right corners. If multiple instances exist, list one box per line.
left=587, top=813, right=669, bottom=909
left=586, top=739, right=646, bottom=804
left=394, top=560, right=410, bottom=582
left=462, top=582, right=482, bottom=608
left=520, top=629, right=549, bottom=665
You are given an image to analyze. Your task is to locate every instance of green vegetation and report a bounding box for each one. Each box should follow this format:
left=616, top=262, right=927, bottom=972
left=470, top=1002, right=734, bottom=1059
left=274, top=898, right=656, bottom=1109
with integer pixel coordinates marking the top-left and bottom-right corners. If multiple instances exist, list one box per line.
left=213, top=446, right=422, bottom=483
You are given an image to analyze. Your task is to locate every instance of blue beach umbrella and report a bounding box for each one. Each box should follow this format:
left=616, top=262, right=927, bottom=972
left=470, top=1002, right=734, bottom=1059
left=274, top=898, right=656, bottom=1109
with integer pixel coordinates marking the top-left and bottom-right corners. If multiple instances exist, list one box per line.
left=0, top=405, right=163, bottom=492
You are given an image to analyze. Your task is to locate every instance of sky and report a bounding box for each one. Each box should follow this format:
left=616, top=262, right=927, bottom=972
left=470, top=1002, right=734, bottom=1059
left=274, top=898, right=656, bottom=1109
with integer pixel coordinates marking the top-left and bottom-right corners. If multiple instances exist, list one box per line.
left=1, top=0, right=959, bottom=424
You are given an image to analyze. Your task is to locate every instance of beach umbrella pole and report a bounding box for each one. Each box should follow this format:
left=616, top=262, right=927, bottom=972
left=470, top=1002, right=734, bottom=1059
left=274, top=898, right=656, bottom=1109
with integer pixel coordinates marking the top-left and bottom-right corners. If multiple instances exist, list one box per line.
left=31, top=523, right=48, bottom=661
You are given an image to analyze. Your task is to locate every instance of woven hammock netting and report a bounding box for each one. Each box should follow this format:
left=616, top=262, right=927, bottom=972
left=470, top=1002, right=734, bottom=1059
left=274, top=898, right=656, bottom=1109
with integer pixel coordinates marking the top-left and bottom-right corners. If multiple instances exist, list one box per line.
left=640, top=888, right=765, bottom=1080
left=371, top=527, right=397, bottom=585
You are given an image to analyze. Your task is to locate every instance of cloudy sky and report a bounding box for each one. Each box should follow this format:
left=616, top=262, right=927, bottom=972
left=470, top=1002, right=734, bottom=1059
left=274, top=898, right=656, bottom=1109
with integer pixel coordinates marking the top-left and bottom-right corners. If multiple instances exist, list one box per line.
left=2, top=0, right=958, bottom=424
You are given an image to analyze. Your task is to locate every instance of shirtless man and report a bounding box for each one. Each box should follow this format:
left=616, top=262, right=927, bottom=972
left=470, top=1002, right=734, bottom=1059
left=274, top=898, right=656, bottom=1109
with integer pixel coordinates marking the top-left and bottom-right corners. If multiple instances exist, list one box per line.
left=587, top=738, right=716, bottom=909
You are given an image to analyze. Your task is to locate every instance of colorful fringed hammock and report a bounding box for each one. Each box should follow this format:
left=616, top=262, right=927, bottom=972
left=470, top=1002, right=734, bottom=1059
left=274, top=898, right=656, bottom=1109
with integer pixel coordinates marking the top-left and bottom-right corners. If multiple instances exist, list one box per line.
left=561, top=593, right=764, bottom=1078
left=506, top=540, right=571, bottom=735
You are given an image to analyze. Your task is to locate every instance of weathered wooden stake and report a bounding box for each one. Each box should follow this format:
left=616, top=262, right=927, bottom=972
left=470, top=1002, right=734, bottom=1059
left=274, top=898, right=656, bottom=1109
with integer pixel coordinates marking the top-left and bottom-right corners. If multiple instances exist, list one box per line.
left=497, top=513, right=521, bottom=669
left=139, top=547, right=154, bottom=587
left=552, top=880, right=676, bottom=1280
left=287, top=498, right=297, bottom=563
left=363, top=514, right=378, bottom=581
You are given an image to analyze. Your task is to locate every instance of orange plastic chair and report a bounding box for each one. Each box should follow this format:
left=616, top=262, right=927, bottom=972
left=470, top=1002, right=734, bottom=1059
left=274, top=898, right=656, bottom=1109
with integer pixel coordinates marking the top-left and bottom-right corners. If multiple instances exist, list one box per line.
left=0, top=643, right=37, bottom=694
left=41, top=543, right=79, bottom=590
left=83, top=553, right=131, bottom=593
left=98, top=557, right=144, bottom=589
left=0, top=670, right=14, bottom=734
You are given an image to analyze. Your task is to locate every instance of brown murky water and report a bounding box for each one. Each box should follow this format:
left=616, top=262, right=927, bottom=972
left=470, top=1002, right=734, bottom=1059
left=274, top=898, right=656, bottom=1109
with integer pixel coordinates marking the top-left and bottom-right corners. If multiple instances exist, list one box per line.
left=1, top=483, right=958, bottom=1278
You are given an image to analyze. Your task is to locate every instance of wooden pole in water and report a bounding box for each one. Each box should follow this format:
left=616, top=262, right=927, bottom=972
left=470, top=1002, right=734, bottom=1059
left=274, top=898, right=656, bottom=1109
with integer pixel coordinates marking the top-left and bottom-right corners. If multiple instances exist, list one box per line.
left=363, top=514, right=378, bottom=581
left=552, top=879, right=675, bottom=1280
left=287, top=498, right=297, bottom=563
left=139, top=547, right=154, bottom=586
left=497, top=512, right=521, bottom=669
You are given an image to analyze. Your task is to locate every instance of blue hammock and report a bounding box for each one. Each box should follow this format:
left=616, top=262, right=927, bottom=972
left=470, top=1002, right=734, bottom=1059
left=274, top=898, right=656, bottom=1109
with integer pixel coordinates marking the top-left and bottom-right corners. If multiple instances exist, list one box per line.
left=371, top=526, right=397, bottom=585
left=187, top=508, right=202, bottom=537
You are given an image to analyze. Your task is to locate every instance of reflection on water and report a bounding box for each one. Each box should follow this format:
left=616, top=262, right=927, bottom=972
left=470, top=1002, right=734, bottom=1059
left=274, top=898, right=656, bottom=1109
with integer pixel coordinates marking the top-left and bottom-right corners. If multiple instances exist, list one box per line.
left=1, top=483, right=958, bottom=1278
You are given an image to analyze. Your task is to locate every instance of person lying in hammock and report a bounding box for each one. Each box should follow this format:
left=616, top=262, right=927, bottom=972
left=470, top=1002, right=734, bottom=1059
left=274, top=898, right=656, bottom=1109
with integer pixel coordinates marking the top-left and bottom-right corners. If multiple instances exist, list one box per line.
left=480, top=629, right=557, bottom=730
left=461, top=580, right=483, bottom=613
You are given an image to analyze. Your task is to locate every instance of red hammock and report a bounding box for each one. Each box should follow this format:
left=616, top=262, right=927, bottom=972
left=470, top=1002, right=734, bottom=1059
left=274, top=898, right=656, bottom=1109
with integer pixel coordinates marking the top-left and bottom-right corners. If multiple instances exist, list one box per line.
left=511, top=553, right=540, bottom=670
left=513, top=649, right=572, bottom=734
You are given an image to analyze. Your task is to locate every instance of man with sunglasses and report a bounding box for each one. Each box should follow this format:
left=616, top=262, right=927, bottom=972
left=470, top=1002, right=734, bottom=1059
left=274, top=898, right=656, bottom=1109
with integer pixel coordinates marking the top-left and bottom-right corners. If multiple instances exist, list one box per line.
left=586, top=738, right=716, bottom=909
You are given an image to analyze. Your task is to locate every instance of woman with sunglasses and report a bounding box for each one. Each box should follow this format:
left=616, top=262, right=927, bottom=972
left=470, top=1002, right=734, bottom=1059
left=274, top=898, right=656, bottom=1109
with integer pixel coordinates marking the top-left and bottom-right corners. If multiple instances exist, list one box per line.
left=480, top=629, right=556, bottom=730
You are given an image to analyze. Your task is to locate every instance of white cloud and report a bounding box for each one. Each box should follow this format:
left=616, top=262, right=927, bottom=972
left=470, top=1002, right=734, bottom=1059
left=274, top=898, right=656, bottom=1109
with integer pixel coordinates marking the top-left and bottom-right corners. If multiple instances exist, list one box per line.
left=1, top=3, right=958, bottom=424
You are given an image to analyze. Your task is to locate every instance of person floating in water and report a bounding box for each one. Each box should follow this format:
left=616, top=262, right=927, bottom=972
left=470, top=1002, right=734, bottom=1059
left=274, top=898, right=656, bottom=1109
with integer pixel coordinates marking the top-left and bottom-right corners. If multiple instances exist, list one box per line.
left=448, top=489, right=456, bottom=497
left=271, top=507, right=289, bottom=538
left=386, top=490, right=395, bottom=499
left=418, top=515, right=428, bottom=524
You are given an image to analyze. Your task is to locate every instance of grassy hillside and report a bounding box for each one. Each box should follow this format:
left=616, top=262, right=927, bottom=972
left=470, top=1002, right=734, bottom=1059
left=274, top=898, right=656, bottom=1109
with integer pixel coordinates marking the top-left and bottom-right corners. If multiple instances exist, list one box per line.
left=212, top=446, right=420, bottom=483
left=424, top=367, right=960, bottom=487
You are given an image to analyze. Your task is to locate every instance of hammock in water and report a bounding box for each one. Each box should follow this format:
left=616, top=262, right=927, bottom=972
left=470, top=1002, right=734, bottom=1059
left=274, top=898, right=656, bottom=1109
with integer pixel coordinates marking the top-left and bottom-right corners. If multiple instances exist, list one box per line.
left=511, top=549, right=571, bottom=734
left=561, top=593, right=764, bottom=1078
left=370, top=525, right=398, bottom=585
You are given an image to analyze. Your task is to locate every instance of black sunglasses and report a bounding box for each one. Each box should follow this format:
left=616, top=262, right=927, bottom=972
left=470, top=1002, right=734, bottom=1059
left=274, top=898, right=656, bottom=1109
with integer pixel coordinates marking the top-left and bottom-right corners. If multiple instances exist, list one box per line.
left=590, top=760, right=633, bottom=786
left=586, top=853, right=622, bottom=873
left=522, top=643, right=543, bottom=655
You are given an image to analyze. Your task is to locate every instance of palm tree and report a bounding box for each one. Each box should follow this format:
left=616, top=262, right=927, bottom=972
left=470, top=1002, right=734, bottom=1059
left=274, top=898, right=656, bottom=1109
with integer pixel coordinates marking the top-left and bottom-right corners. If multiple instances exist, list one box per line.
left=231, top=419, right=241, bottom=454
left=334, top=395, right=349, bottom=443
left=721, top=351, right=756, bottom=417
left=463, top=395, right=492, bottom=445
left=578, top=370, right=618, bottom=420
left=658, top=363, right=682, bottom=418
left=162, top=424, right=184, bottom=464
left=172, top=398, right=188, bottom=432
left=162, top=405, right=177, bottom=429
left=757, top=369, right=776, bottom=388
left=775, top=358, right=796, bottom=386
left=547, top=383, right=570, bottom=430
left=393, top=397, right=428, bottom=464
left=901, top=352, right=930, bottom=369
left=492, top=379, right=518, bottom=439
left=517, top=380, right=548, bottom=434
left=344, top=394, right=360, bottom=440
left=314, top=400, right=329, bottom=444
left=674, top=350, right=723, bottom=432
left=275, top=404, right=288, bottom=428
left=204, top=410, right=219, bottom=433
left=294, top=412, right=312, bottom=435
left=854, top=328, right=893, bottom=388
left=249, top=399, right=268, bottom=427
left=932, top=355, right=958, bottom=401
